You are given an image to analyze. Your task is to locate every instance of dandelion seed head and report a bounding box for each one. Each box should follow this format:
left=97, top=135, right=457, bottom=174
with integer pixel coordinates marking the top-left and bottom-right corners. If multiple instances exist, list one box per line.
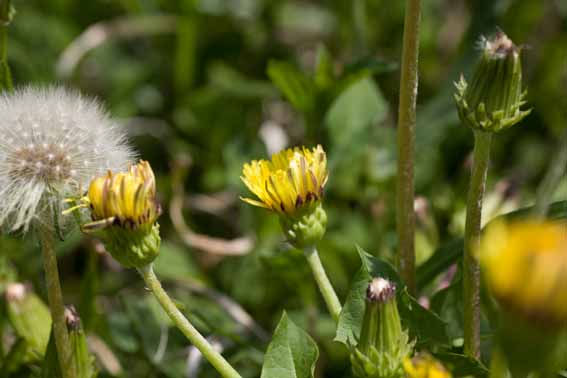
left=0, top=86, right=136, bottom=231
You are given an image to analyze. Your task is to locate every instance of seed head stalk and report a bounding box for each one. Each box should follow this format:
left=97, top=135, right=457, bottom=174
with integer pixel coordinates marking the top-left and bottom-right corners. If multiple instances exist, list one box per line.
left=39, top=220, right=76, bottom=378
left=396, top=0, right=421, bottom=295
left=463, top=129, right=492, bottom=358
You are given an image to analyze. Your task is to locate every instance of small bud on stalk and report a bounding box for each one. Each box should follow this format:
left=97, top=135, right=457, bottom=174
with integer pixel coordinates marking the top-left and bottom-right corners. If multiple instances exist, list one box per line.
left=454, top=31, right=531, bottom=133
left=350, top=278, right=413, bottom=378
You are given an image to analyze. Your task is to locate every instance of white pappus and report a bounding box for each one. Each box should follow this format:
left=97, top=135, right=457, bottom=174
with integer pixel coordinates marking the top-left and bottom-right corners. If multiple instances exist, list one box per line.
left=0, top=86, right=135, bottom=231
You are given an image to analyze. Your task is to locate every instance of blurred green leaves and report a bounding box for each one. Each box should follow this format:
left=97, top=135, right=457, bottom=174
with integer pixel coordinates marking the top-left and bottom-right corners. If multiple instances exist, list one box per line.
left=267, top=60, right=315, bottom=113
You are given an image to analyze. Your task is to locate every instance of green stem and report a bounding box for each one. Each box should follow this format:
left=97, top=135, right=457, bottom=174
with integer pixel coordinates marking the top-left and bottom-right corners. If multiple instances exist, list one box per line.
left=396, top=0, right=421, bottom=295
left=39, top=224, right=76, bottom=378
left=0, top=0, right=13, bottom=91
left=138, top=264, right=242, bottom=378
left=463, top=129, right=492, bottom=359
left=304, top=246, right=342, bottom=322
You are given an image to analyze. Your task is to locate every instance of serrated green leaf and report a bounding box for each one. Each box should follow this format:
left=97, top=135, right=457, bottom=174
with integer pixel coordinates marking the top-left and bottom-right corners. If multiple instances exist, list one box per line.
left=260, top=312, right=319, bottom=378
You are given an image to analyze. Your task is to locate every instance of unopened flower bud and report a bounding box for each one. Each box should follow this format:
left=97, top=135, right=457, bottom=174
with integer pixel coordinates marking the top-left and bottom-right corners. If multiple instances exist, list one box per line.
left=454, top=31, right=531, bottom=133
left=350, top=278, right=414, bottom=378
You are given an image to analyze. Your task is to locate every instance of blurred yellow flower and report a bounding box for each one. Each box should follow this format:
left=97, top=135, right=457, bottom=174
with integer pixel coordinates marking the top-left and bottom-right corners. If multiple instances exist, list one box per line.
left=403, top=353, right=451, bottom=378
left=241, top=145, right=328, bottom=215
left=479, top=220, right=567, bottom=323
left=84, top=160, right=160, bottom=230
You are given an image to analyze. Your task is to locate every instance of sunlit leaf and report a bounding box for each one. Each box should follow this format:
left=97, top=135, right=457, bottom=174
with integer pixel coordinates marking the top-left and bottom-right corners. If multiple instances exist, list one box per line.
left=261, top=312, right=319, bottom=378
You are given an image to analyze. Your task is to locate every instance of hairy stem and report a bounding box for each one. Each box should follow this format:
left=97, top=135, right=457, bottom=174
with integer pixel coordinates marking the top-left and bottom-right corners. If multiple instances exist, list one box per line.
left=304, top=246, right=342, bottom=322
left=138, top=264, right=242, bottom=378
left=396, top=0, right=421, bottom=295
left=39, top=224, right=75, bottom=378
left=463, top=129, right=492, bottom=359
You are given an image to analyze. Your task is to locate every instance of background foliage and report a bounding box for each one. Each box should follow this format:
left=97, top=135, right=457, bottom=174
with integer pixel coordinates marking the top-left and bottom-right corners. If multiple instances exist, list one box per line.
left=1, top=0, right=566, bottom=376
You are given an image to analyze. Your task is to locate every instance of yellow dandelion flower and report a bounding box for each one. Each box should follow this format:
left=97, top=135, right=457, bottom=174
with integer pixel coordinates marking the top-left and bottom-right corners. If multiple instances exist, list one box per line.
left=85, top=160, right=160, bottom=230
left=479, top=220, right=567, bottom=323
left=241, top=145, right=328, bottom=215
left=241, top=145, right=328, bottom=248
left=66, top=160, right=161, bottom=268
left=403, top=353, right=452, bottom=378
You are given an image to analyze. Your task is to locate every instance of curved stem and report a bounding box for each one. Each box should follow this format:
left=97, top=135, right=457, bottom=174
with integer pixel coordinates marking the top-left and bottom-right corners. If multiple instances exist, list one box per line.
left=396, top=0, right=421, bottom=295
left=39, top=224, right=75, bottom=378
left=138, top=264, right=242, bottom=378
left=463, top=129, right=492, bottom=359
left=304, top=246, right=342, bottom=322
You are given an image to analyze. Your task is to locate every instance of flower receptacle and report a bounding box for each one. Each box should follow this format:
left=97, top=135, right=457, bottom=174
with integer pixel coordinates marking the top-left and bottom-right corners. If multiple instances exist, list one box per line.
left=279, top=201, right=327, bottom=249
left=96, top=222, right=161, bottom=269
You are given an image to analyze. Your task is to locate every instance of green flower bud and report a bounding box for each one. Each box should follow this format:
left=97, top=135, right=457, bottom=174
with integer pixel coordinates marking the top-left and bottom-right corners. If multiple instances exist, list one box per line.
left=454, top=31, right=531, bottom=133
left=350, top=278, right=414, bottom=378
left=65, top=306, right=97, bottom=378
left=279, top=202, right=327, bottom=249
